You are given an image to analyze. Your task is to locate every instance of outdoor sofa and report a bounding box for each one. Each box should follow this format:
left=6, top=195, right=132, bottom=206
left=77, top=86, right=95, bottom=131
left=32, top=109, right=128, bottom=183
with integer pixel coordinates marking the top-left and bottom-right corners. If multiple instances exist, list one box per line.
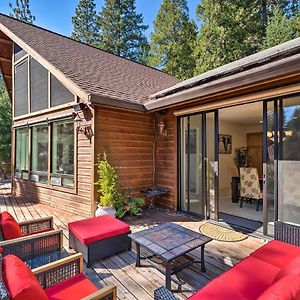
left=154, top=221, right=300, bottom=300
left=1, top=253, right=117, bottom=300
left=0, top=211, right=64, bottom=265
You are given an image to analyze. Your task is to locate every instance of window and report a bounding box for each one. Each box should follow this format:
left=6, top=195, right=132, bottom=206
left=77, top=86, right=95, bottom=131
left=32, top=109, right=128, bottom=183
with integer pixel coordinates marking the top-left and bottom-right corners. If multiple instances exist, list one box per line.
left=31, top=125, right=48, bottom=183
left=30, top=58, right=48, bottom=112
left=50, top=75, right=74, bottom=107
left=14, top=59, right=29, bottom=117
left=51, top=121, right=74, bottom=188
left=14, top=43, right=27, bottom=62
left=15, top=128, right=29, bottom=179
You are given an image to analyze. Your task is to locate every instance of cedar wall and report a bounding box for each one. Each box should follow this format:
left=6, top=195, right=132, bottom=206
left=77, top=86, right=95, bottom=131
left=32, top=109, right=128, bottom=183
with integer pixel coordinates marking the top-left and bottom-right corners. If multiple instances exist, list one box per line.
left=13, top=107, right=93, bottom=217
left=94, top=105, right=178, bottom=211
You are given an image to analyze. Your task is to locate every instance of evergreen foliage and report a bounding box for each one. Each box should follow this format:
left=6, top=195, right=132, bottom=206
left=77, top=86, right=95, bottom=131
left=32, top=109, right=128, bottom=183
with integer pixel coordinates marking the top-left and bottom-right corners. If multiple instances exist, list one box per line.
left=9, top=0, right=35, bottom=23
left=96, top=152, right=120, bottom=207
left=0, top=78, right=12, bottom=164
left=194, top=0, right=262, bottom=75
left=71, top=0, right=99, bottom=45
left=149, top=0, right=197, bottom=79
left=262, top=5, right=295, bottom=49
left=97, top=0, right=149, bottom=64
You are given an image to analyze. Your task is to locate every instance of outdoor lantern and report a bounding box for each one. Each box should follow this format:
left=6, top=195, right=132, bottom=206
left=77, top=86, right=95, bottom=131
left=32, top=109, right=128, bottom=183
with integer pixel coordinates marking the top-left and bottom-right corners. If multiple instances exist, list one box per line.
left=158, top=120, right=167, bottom=137
left=73, top=113, right=94, bottom=142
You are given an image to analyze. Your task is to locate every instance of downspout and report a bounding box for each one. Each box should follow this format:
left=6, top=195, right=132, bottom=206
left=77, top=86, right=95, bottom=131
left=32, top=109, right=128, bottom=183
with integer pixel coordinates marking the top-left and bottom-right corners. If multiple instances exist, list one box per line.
left=153, top=112, right=158, bottom=188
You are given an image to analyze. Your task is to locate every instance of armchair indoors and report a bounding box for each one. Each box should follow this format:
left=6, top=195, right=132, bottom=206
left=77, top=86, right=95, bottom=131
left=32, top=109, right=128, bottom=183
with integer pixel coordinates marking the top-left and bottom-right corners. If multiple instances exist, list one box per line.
left=239, top=167, right=263, bottom=211
left=2, top=253, right=117, bottom=300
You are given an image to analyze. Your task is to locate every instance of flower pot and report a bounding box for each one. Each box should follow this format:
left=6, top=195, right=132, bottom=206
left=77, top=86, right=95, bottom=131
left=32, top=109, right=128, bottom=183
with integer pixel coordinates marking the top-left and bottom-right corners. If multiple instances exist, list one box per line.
left=95, top=205, right=116, bottom=217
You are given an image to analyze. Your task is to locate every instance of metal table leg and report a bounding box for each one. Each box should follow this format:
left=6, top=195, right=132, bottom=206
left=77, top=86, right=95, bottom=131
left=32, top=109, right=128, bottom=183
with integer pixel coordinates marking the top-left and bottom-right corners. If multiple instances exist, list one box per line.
left=136, top=242, right=141, bottom=267
left=201, top=244, right=206, bottom=272
left=166, top=261, right=172, bottom=290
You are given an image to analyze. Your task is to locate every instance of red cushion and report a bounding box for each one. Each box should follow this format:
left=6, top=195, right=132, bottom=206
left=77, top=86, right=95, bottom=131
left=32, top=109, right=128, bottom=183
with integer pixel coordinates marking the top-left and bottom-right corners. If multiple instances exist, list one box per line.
left=274, top=255, right=300, bottom=282
left=189, top=256, right=280, bottom=300
left=3, top=254, right=48, bottom=300
left=257, top=275, right=300, bottom=300
left=0, top=212, right=22, bottom=240
left=188, top=277, right=249, bottom=300
left=45, top=273, right=98, bottom=300
left=68, top=215, right=130, bottom=245
left=251, top=240, right=300, bottom=269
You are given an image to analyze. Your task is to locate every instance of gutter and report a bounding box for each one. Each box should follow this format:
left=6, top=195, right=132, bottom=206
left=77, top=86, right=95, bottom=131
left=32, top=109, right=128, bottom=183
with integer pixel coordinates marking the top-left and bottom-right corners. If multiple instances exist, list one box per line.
left=88, top=94, right=146, bottom=112
left=144, top=52, right=300, bottom=111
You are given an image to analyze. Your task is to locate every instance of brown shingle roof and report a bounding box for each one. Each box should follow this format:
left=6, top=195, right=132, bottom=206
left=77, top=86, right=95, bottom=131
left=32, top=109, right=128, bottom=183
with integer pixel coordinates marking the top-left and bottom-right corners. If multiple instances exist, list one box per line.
left=0, top=14, right=179, bottom=106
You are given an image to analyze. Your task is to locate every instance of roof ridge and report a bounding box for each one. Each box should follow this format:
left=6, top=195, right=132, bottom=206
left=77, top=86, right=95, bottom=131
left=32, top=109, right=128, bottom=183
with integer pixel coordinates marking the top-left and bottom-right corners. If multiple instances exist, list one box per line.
left=0, top=13, right=178, bottom=80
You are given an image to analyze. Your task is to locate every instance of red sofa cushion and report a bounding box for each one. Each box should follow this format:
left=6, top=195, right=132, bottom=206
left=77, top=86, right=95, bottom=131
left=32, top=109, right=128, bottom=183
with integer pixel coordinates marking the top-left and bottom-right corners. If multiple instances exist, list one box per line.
left=251, top=240, right=300, bottom=269
left=68, top=215, right=130, bottom=245
left=257, top=275, right=300, bottom=300
left=3, top=254, right=48, bottom=300
left=188, top=277, right=249, bottom=300
left=274, top=255, right=300, bottom=282
left=0, top=212, right=22, bottom=240
left=189, top=255, right=280, bottom=300
left=45, top=273, right=98, bottom=300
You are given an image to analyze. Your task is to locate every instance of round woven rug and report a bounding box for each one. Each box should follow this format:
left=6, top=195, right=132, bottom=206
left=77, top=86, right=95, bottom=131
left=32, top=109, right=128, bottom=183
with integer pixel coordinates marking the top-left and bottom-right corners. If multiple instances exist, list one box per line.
left=199, top=223, right=248, bottom=242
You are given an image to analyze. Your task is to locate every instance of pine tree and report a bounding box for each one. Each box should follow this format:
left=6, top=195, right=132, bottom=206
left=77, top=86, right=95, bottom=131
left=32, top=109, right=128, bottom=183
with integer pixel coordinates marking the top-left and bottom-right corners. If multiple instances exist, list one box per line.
left=194, top=0, right=262, bottom=75
left=71, top=0, right=99, bottom=46
left=9, top=0, right=35, bottom=23
left=0, top=78, right=12, bottom=164
left=262, top=5, right=295, bottom=49
left=97, top=0, right=149, bottom=64
left=149, top=0, right=196, bottom=80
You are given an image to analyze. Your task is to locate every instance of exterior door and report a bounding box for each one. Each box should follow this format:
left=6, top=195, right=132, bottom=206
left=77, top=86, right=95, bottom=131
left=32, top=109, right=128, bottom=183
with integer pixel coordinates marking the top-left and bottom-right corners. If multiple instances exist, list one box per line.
left=179, top=111, right=218, bottom=219
left=263, top=96, right=300, bottom=235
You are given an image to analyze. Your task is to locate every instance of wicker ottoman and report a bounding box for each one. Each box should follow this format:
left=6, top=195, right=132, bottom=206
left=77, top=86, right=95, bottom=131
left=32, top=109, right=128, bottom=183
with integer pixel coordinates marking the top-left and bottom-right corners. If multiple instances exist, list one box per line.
left=68, top=215, right=131, bottom=267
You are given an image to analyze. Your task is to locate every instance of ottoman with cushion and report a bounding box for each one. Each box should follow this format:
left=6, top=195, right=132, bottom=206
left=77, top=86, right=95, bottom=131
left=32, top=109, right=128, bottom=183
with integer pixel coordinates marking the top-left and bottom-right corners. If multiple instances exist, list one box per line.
left=68, top=215, right=131, bottom=267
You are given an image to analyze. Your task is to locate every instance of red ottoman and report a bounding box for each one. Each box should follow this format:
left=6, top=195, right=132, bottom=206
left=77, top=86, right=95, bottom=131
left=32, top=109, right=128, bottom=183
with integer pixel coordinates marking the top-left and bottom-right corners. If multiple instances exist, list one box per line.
left=68, top=215, right=131, bottom=267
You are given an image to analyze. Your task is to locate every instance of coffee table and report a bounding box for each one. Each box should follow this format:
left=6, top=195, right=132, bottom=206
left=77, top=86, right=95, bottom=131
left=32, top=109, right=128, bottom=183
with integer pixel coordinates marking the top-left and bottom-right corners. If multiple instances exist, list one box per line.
left=130, top=222, right=212, bottom=290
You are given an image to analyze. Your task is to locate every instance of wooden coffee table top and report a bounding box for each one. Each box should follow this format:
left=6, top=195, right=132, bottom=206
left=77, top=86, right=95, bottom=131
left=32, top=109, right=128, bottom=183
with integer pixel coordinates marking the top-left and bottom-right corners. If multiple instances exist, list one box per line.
left=130, top=222, right=212, bottom=262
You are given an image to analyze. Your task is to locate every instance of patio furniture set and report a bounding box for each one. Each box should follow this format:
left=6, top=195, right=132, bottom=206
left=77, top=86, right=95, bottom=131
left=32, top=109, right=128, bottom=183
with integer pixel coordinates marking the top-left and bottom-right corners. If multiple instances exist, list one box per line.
left=0, top=209, right=299, bottom=300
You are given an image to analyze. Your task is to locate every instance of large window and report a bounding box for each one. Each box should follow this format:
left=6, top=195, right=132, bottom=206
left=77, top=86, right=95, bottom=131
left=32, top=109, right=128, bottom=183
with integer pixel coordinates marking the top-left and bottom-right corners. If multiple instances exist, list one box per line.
left=51, top=121, right=74, bottom=188
left=14, top=59, right=29, bottom=117
left=15, top=128, right=29, bottom=179
left=13, top=44, right=75, bottom=117
left=14, top=120, right=75, bottom=189
left=31, top=125, right=48, bottom=183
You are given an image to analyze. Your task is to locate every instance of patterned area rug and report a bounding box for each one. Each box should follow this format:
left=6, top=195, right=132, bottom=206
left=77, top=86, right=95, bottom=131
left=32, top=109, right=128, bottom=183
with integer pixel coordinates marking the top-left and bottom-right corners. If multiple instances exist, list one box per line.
left=199, top=223, right=248, bottom=242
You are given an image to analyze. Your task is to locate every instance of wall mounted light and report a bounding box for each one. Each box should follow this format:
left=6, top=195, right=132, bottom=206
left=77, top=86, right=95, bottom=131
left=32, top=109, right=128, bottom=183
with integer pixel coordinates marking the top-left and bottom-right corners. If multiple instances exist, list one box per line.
left=158, top=120, right=167, bottom=137
left=73, top=111, right=93, bottom=142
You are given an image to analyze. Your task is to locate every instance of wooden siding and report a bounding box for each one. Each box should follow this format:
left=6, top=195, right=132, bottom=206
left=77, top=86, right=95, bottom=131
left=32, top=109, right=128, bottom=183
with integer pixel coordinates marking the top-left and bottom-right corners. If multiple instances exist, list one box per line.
left=12, top=107, right=94, bottom=217
left=94, top=106, right=155, bottom=206
left=155, top=110, right=178, bottom=210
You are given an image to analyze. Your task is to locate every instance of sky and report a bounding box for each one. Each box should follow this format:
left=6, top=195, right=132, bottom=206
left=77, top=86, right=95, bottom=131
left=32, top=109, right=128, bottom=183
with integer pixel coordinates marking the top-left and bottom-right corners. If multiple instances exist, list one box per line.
left=0, top=1, right=199, bottom=39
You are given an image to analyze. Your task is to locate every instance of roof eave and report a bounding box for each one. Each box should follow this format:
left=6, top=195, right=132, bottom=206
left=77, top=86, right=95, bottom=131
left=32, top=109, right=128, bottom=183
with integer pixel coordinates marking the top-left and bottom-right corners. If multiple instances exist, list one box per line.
left=144, top=52, right=300, bottom=111
left=89, top=94, right=146, bottom=112
left=0, top=23, right=89, bottom=102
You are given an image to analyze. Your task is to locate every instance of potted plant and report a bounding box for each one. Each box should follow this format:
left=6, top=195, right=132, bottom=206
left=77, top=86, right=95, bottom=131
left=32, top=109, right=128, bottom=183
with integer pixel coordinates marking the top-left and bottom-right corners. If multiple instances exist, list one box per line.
left=233, top=147, right=248, bottom=174
left=114, top=189, right=145, bottom=219
left=95, top=152, right=120, bottom=216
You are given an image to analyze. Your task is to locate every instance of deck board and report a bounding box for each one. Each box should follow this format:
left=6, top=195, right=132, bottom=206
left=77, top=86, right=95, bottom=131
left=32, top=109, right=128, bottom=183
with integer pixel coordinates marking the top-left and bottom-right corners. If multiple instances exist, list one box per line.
left=0, top=180, right=266, bottom=299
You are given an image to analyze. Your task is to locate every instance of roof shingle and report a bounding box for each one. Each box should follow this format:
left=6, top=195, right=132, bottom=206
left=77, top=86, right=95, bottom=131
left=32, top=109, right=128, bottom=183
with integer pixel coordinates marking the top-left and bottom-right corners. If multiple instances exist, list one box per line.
left=0, top=14, right=179, bottom=106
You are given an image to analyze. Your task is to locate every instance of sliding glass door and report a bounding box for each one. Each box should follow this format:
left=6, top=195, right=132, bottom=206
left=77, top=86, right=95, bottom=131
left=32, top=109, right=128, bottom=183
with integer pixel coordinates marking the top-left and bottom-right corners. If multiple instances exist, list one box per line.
left=179, top=111, right=218, bottom=219
left=263, top=96, right=300, bottom=235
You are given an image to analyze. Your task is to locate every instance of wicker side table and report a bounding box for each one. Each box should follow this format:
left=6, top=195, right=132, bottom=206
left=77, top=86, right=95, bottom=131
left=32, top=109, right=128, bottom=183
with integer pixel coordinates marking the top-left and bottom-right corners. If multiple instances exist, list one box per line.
left=154, top=287, right=178, bottom=300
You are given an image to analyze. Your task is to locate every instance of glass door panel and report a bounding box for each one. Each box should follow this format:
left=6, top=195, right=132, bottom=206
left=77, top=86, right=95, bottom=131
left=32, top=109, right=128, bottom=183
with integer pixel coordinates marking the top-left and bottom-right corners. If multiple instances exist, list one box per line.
left=278, top=96, right=300, bottom=225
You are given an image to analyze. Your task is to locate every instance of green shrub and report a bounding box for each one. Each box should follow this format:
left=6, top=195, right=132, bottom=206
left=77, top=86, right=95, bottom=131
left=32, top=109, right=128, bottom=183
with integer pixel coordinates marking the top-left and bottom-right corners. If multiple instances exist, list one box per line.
left=95, top=152, right=121, bottom=207
left=114, top=189, right=145, bottom=219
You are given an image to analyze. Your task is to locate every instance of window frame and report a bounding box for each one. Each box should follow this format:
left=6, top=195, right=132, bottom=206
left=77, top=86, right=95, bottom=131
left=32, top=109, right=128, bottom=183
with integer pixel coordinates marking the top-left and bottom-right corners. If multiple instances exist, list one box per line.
left=13, top=118, right=77, bottom=194
left=12, top=44, right=77, bottom=121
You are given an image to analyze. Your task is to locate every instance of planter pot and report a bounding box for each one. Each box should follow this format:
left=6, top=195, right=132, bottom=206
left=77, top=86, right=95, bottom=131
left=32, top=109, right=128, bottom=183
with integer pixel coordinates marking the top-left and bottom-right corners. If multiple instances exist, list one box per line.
left=95, top=205, right=116, bottom=217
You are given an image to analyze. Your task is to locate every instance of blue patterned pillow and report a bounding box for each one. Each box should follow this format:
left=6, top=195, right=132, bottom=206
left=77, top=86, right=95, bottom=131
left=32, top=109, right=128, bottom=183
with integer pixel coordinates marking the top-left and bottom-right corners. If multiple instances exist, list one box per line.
left=0, top=255, right=10, bottom=300
left=0, top=227, right=3, bottom=242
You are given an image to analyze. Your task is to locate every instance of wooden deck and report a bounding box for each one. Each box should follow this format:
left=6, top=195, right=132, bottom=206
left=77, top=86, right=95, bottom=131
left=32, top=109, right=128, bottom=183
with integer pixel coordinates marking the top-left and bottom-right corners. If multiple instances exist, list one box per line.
left=0, top=180, right=266, bottom=299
